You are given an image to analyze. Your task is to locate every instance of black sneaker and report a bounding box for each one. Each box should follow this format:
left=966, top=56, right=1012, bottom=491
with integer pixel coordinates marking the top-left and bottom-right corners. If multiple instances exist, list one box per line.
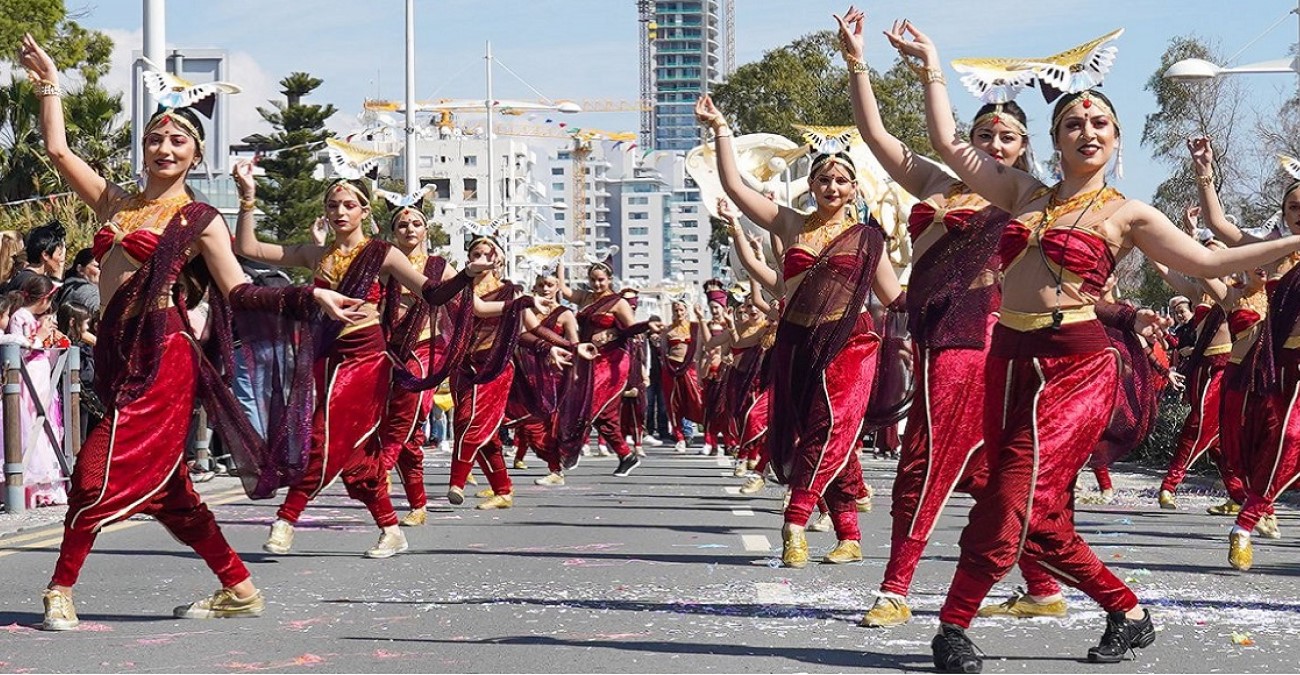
left=612, top=454, right=641, bottom=477
left=1087, top=609, right=1155, bottom=663
left=931, top=624, right=982, bottom=673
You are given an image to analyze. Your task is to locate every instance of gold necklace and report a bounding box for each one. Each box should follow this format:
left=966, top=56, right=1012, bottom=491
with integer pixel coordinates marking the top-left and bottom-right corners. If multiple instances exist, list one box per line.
left=1030, top=184, right=1121, bottom=233
left=110, top=192, right=192, bottom=233
left=799, top=210, right=853, bottom=253
left=318, top=238, right=370, bottom=287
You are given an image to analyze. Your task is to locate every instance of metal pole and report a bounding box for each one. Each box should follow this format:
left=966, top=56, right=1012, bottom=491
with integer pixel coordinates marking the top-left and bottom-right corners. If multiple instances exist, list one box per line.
left=135, top=0, right=166, bottom=178
left=486, top=41, right=496, bottom=220
left=64, top=347, right=81, bottom=460
left=404, top=0, right=418, bottom=193
left=3, top=344, right=24, bottom=513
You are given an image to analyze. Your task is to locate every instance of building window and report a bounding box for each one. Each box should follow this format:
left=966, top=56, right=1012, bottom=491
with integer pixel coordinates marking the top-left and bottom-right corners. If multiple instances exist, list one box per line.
left=629, top=226, right=649, bottom=236
left=682, top=234, right=699, bottom=242
left=464, top=155, right=478, bottom=167
left=463, top=178, right=478, bottom=201
left=551, top=167, right=565, bottom=175
left=464, top=207, right=478, bottom=219
left=418, top=155, right=433, bottom=168
left=628, top=196, right=650, bottom=205
left=555, top=212, right=565, bottom=221
left=552, top=182, right=565, bottom=191
left=628, top=212, right=649, bottom=220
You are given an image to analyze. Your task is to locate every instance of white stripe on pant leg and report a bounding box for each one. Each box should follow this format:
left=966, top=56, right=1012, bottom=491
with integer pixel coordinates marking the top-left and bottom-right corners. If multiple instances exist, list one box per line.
left=1262, top=378, right=1300, bottom=500
left=1014, top=358, right=1048, bottom=561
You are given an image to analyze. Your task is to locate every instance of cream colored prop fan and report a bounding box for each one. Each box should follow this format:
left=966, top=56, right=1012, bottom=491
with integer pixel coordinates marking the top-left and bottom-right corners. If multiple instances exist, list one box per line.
left=520, top=243, right=568, bottom=276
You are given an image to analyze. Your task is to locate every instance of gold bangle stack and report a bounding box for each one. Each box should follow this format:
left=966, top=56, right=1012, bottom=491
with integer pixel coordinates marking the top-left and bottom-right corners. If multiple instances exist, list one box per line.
left=713, top=125, right=733, bottom=139
left=33, top=78, right=61, bottom=97
left=239, top=197, right=257, bottom=211
left=920, top=67, right=946, bottom=85
left=1195, top=174, right=1214, bottom=188
left=846, top=58, right=869, bottom=74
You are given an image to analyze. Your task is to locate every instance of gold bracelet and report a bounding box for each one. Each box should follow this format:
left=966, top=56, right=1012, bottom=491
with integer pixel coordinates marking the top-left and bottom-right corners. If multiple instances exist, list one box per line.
left=1195, top=174, right=1214, bottom=188
left=920, top=67, right=946, bottom=85
left=35, top=82, right=61, bottom=97
left=239, top=198, right=257, bottom=211
left=847, top=58, right=870, bottom=74
left=713, top=126, right=733, bottom=139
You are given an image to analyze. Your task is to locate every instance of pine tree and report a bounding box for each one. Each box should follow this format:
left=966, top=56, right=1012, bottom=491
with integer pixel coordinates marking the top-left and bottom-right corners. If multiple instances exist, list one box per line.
left=242, top=72, right=337, bottom=243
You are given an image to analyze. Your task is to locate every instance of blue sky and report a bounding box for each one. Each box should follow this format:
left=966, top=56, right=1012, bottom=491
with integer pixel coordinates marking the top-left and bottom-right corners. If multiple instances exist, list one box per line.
left=75, top=0, right=1300, bottom=205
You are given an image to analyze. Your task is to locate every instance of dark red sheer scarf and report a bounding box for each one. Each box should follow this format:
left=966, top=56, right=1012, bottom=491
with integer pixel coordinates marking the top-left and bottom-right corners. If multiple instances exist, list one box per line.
left=1181, top=304, right=1226, bottom=380
left=512, top=306, right=571, bottom=416
left=96, top=202, right=305, bottom=499
left=1235, top=263, right=1300, bottom=393
left=556, top=292, right=627, bottom=464
left=384, top=255, right=476, bottom=391
left=864, top=293, right=913, bottom=429
left=454, top=281, right=526, bottom=385
left=1093, top=307, right=1161, bottom=466
left=906, top=205, right=1008, bottom=349
left=726, top=342, right=765, bottom=423
left=768, top=219, right=885, bottom=484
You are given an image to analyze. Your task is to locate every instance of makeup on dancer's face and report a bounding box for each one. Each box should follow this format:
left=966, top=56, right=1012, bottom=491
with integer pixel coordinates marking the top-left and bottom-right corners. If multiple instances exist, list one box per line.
left=325, top=189, right=368, bottom=232
left=469, top=242, right=497, bottom=266
left=971, top=123, right=1026, bottom=168
left=393, top=212, right=427, bottom=248
left=589, top=268, right=610, bottom=291
left=534, top=275, right=558, bottom=297
left=809, top=164, right=854, bottom=208
left=1055, top=106, right=1117, bottom=169
left=143, top=121, right=199, bottom=177
left=1285, top=189, right=1300, bottom=234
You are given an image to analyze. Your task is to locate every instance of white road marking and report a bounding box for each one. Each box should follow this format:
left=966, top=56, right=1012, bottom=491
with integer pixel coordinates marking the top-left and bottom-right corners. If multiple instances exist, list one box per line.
left=731, top=507, right=755, bottom=516
left=754, top=582, right=795, bottom=604
left=724, top=486, right=742, bottom=495
left=741, top=534, right=772, bottom=551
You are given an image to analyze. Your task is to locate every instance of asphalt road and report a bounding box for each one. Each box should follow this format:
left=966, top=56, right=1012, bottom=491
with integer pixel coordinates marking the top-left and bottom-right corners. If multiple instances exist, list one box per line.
left=1, top=445, right=1297, bottom=673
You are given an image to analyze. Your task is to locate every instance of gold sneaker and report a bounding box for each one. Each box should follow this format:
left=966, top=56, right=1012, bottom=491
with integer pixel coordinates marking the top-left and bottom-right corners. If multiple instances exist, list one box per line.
left=807, top=512, right=833, bottom=532
left=746, top=458, right=758, bottom=470
left=475, top=488, right=496, bottom=499
left=447, top=486, right=465, bottom=505
left=534, top=472, right=566, bottom=486
left=41, top=589, right=79, bottom=631
left=513, top=460, right=528, bottom=470
left=781, top=527, right=809, bottom=569
left=399, top=508, right=427, bottom=527
left=174, top=588, right=266, bottom=619
left=1099, top=488, right=1115, bottom=504
left=1207, top=499, right=1240, bottom=516
left=476, top=493, right=514, bottom=510
left=466, top=474, right=478, bottom=486
left=1256, top=514, right=1282, bottom=540
left=859, top=595, right=911, bottom=627
left=823, top=540, right=862, bottom=564
left=855, top=496, right=872, bottom=512
left=1229, top=531, right=1253, bottom=571
left=738, top=475, right=766, bottom=494
left=977, top=587, right=1068, bottom=618
left=262, top=519, right=294, bottom=555
left=733, top=463, right=749, bottom=477
left=1158, top=490, right=1177, bottom=510
left=364, top=529, right=409, bottom=559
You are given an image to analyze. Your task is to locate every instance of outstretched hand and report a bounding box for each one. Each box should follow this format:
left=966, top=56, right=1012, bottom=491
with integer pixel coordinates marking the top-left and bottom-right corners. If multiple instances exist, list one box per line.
left=882, top=19, right=938, bottom=68
left=18, top=34, right=57, bottom=84
left=1187, top=136, right=1214, bottom=176
left=717, top=198, right=740, bottom=225
left=694, top=95, right=724, bottom=128
left=1134, top=308, right=1173, bottom=342
left=577, top=342, right=599, bottom=360
left=313, top=288, right=367, bottom=324
left=833, top=6, right=866, bottom=64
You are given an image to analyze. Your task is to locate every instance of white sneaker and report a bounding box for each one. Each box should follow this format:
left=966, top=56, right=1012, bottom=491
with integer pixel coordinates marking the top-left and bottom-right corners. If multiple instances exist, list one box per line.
left=597, top=444, right=612, bottom=457
left=263, top=519, right=294, bottom=555
left=807, top=512, right=833, bottom=532
left=674, top=440, right=687, bottom=453
left=438, top=440, right=451, bottom=454
left=534, top=472, right=566, bottom=486
left=1099, top=488, right=1115, bottom=504
left=643, top=435, right=662, bottom=447
left=699, top=443, right=712, bottom=456
left=635, top=446, right=646, bottom=457
left=364, top=529, right=409, bottom=559
left=625, top=435, right=635, bottom=446
left=581, top=444, right=593, bottom=457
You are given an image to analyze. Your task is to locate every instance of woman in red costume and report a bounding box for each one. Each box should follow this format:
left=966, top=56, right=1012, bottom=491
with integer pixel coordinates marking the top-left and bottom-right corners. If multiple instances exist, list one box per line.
left=22, top=36, right=364, bottom=630
left=373, top=200, right=468, bottom=527
left=618, top=287, right=651, bottom=457
left=233, top=166, right=501, bottom=556
left=900, top=20, right=1300, bottom=671
left=659, top=299, right=705, bottom=453
left=1190, top=137, right=1300, bottom=569
left=699, top=280, right=735, bottom=456
left=1153, top=247, right=1245, bottom=512
left=507, top=268, right=581, bottom=486
left=553, top=257, right=658, bottom=476
left=836, top=9, right=1065, bottom=628
left=696, top=86, right=902, bottom=569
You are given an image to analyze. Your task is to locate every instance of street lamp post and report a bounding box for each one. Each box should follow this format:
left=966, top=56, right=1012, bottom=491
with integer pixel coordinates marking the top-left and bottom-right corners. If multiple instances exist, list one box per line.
left=1163, top=0, right=1300, bottom=87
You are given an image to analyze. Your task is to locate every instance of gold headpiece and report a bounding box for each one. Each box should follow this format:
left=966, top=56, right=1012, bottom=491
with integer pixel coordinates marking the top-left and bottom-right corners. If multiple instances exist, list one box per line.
left=970, top=104, right=1027, bottom=136
left=326, top=179, right=371, bottom=207
left=145, top=110, right=204, bottom=144
left=1051, top=90, right=1119, bottom=137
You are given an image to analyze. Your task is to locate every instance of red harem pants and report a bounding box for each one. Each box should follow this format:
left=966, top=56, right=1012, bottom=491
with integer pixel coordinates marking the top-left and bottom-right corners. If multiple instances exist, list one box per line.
left=620, top=392, right=646, bottom=448
left=53, top=322, right=248, bottom=588
left=738, top=387, right=771, bottom=463
left=505, top=386, right=561, bottom=473
left=662, top=361, right=704, bottom=441
left=881, top=340, right=1060, bottom=599
left=1161, top=354, right=1244, bottom=499
left=782, top=320, right=879, bottom=542
left=703, top=373, right=733, bottom=448
left=1216, top=365, right=1259, bottom=509
left=450, top=352, right=515, bottom=495
left=939, top=321, right=1138, bottom=628
left=1235, top=348, right=1300, bottom=532
left=277, top=326, right=398, bottom=529
left=378, top=339, right=434, bottom=511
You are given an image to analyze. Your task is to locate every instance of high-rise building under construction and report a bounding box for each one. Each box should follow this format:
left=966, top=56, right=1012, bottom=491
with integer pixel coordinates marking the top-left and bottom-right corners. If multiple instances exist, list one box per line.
left=639, top=0, right=734, bottom=152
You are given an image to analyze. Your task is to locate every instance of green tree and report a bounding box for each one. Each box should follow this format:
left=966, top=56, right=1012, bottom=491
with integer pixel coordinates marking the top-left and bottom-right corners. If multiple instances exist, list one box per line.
left=0, top=0, right=114, bottom=82
left=710, top=30, right=933, bottom=158
left=243, top=72, right=337, bottom=244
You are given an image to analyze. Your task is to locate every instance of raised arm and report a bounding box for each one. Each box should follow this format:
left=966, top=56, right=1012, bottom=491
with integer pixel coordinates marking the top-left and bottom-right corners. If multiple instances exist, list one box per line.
left=1188, top=137, right=1251, bottom=245
left=749, top=279, right=772, bottom=314
left=232, top=160, right=319, bottom=268
left=883, top=21, right=1042, bottom=214
left=837, top=9, right=950, bottom=198
left=720, top=199, right=780, bottom=295
left=1129, top=200, right=1300, bottom=278
left=21, top=35, right=127, bottom=219
left=695, top=95, right=803, bottom=241
left=555, top=257, right=589, bottom=305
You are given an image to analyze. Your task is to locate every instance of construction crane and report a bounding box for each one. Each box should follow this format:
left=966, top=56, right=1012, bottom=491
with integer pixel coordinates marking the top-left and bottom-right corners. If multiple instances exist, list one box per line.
left=637, top=0, right=656, bottom=149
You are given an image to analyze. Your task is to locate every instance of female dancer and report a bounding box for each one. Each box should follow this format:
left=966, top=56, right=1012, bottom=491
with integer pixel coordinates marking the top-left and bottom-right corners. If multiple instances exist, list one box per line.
left=618, top=286, right=651, bottom=457
left=22, top=35, right=360, bottom=629
left=508, top=269, right=579, bottom=486
left=374, top=202, right=465, bottom=527
left=695, top=88, right=902, bottom=569
left=659, top=299, right=705, bottom=453
left=700, top=280, right=734, bottom=456
left=234, top=166, right=500, bottom=555
left=553, top=257, right=656, bottom=476
left=1190, top=137, right=1300, bottom=568
left=835, top=8, right=1064, bottom=627
left=894, top=20, right=1300, bottom=671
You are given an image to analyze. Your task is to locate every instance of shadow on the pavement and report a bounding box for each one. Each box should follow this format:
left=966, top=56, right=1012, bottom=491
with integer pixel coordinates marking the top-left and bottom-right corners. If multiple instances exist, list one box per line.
left=379, top=549, right=760, bottom=566
left=0, top=611, right=175, bottom=626
left=338, top=634, right=935, bottom=671
left=506, top=520, right=745, bottom=535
